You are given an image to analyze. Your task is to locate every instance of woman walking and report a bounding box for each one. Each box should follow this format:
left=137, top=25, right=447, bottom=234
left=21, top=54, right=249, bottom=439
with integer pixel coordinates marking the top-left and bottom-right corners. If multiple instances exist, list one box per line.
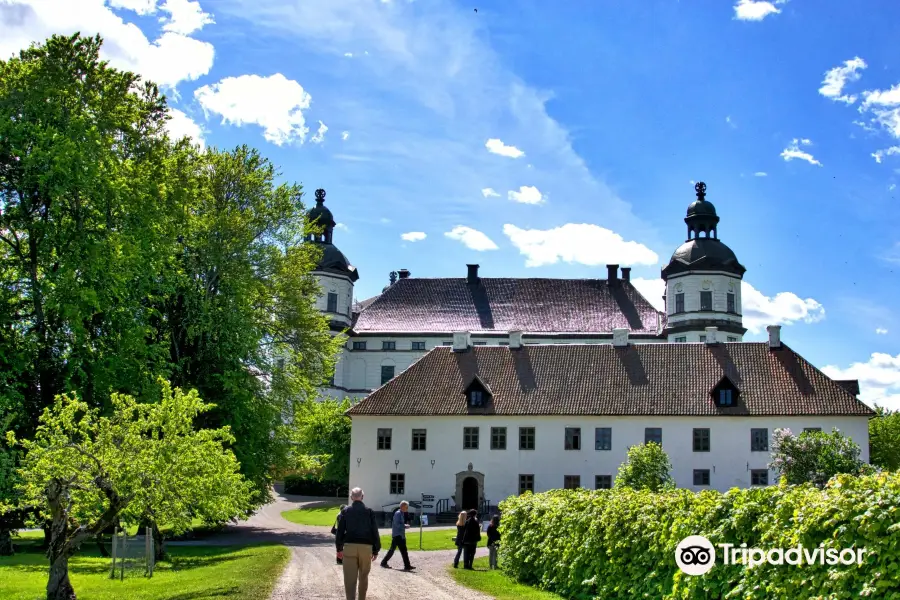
left=452, top=511, right=466, bottom=568
left=461, top=509, right=481, bottom=570
left=486, top=515, right=501, bottom=569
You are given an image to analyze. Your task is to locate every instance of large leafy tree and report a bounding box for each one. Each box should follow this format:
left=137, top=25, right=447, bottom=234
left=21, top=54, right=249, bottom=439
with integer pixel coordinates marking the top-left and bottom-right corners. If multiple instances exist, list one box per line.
left=614, top=442, right=675, bottom=492
left=869, top=405, right=900, bottom=471
left=292, top=398, right=352, bottom=484
left=769, top=428, right=873, bottom=486
left=8, top=380, right=253, bottom=600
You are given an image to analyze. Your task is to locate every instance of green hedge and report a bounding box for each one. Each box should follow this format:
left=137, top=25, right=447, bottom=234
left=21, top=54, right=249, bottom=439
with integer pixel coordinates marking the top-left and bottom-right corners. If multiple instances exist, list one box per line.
left=283, top=475, right=348, bottom=497
left=498, top=472, right=900, bottom=600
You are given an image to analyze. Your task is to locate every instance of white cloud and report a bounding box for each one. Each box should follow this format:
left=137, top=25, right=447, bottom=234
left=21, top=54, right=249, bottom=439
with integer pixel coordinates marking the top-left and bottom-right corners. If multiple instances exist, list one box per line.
left=195, top=73, right=315, bottom=145
left=876, top=327, right=889, bottom=335
left=872, top=146, right=900, bottom=163
left=311, top=120, right=328, bottom=143
left=400, top=231, right=426, bottom=242
left=822, top=353, right=900, bottom=411
left=485, top=138, right=524, bottom=158
left=861, top=83, right=900, bottom=110
left=344, top=52, right=353, bottom=57
left=379, top=217, right=391, bottom=224
left=631, top=278, right=825, bottom=334
left=507, top=185, right=544, bottom=205
left=726, top=115, right=736, bottom=128
left=444, top=226, right=498, bottom=251
left=335, top=222, right=349, bottom=231
left=165, top=107, right=205, bottom=147
left=503, top=223, right=658, bottom=268
left=819, top=57, right=867, bottom=104
left=481, top=187, right=500, bottom=198
left=781, top=138, right=822, bottom=166
left=872, top=108, right=900, bottom=139
left=0, top=0, right=215, bottom=90
left=733, top=0, right=784, bottom=21
left=754, top=172, right=768, bottom=177
left=890, top=184, right=897, bottom=191
left=341, top=131, right=350, bottom=140
left=160, top=0, right=214, bottom=35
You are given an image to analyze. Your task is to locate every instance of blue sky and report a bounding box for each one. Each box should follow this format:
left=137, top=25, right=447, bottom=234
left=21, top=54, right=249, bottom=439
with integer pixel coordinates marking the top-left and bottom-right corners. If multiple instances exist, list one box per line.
left=2, top=0, right=899, bottom=408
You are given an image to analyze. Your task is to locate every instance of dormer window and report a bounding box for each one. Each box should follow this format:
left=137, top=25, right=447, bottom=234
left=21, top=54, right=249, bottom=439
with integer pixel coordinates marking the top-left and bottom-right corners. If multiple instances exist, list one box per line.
left=470, top=391, right=484, bottom=406
left=463, top=375, right=492, bottom=408
left=712, top=376, right=740, bottom=408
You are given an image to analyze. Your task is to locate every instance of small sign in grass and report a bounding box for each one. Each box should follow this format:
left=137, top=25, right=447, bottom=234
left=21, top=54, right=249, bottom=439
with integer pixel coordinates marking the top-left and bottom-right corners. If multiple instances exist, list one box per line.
left=449, top=556, right=565, bottom=600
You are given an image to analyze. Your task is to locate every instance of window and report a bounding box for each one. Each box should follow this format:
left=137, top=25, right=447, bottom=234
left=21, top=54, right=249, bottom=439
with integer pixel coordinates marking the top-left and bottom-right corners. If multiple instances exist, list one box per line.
left=700, top=291, right=713, bottom=311
left=469, top=391, right=484, bottom=406
left=803, top=427, right=822, bottom=433
left=693, top=469, right=710, bottom=486
left=473, top=341, right=487, bottom=346
left=411, top=429, right=426, bottom=451
left=717, top=389, right=734, bottom=406
left=463, top=427, right=479, bottom=449
left=380, top=365, right=395, bottom=385
left=751, top=428, right=768, bottom=452
left=595, top=475, right=612, bottom=490
left=390, top=473, right=405, bottom=495
left=595, top=427, right=612, bottom=451
left=491, top=427, right=507, bottom=450
left=699, top=335, right=707, bottom=342
left=382, top=341, right=396, bottom=351
left=727, top=336, right=738, bottom=342
left=352, top=341, right=367, bottom=350
left=693, top=428, right=710, bottom=452
left=519, top=427, right=536, bottom=450
left=674, top=336, right=687, bottom=343
left=442, top=341, right=453, bottom=346
left=377, top=428, right=392, bottom=450
left=411, top=341, right=426, bottom=350
left=563, top=475, right=580, bottom=489
left=727, top=292, right=736, bottom=313
left=327, top=292, right=338, bottom=313
left=751, top=469, right=769, bottom=486
left=518, top=474, right=534, bottom=494
left=499, top=342, right=510, bottom=346
left=565, top=427, right=582, bottom=450
left=645, top=427, right=662, bottom=445
left=675, top=293, right=685, bottom=313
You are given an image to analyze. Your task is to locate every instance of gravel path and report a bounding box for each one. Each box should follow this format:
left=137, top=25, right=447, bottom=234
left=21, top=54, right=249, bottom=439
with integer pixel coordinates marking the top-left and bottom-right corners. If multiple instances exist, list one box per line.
left=171, top=488, right=492, bottom=600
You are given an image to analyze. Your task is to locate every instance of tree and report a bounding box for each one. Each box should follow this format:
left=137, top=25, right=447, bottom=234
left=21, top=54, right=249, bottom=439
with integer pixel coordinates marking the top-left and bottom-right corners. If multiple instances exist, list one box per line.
left=7, top=380, right=252, bottom=600
left=291, top=398, right=352, bottom=484
left=869, top=406, right=900, bottom=471
left=614, top=442, right=674, bottom=492
left=769, top=427, right=873, bottom=486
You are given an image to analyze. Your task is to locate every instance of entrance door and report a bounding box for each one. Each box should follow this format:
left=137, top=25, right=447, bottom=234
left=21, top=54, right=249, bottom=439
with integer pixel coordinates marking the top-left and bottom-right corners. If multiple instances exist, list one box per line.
left=462, top=477, right=479, bottom=510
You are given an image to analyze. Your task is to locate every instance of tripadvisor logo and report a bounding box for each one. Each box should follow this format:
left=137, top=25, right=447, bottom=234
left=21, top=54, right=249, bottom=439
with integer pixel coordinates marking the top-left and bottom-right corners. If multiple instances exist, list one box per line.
left=675, top=535, right=867, bottom=576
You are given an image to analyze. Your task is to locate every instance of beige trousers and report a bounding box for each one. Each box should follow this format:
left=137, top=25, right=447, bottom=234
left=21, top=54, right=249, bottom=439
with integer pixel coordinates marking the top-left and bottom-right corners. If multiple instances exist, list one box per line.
left=341, top=543, right=374, bottom=600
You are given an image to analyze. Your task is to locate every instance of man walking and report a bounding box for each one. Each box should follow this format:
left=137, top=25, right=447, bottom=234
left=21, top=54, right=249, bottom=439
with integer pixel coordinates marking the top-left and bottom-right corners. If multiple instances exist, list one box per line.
left=380, top=500, right=415, bottom=571
left=336, top=488, right=381, bottom=600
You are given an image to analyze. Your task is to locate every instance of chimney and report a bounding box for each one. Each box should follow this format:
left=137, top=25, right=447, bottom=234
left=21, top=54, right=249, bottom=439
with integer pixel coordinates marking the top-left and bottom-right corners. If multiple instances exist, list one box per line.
left=508, top=330, right=524, bottom=349
left=612, top=328, right=629, bottom=347
left=606, top=264, right=619, bottom=284
left=620, top=267, right=631, bottom=282
left=397, top=269, right=410, bottom=279
left=466, top=264, right=480, bottom=285
left=705, top=327, right=718, bottom=344
left=452, top=331, right=471, bottom=352
left=767, top=325, right=782, bottom=349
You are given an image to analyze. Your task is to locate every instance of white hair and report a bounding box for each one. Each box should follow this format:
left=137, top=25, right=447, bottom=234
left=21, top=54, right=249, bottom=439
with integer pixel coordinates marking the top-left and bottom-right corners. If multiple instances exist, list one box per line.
left=399, top=500, right=409, bottom=508
left=350, top=487, right=364, bottom=501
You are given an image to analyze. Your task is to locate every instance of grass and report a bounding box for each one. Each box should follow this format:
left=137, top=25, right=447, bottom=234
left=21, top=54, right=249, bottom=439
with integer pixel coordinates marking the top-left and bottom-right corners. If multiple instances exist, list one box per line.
left=0, top=540, right=289, bottom=600
left=449, top=556, right=565, bottom=600
left=281, top=503, right=342, bottom=527
left=381, top=528, right=459, bottom=551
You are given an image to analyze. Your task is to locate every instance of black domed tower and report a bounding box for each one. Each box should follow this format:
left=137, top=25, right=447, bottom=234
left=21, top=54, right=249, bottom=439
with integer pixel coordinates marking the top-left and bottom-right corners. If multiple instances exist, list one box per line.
left=307, top=189, right=359, bottom=335
left=661, top=182, right=746, bottom=342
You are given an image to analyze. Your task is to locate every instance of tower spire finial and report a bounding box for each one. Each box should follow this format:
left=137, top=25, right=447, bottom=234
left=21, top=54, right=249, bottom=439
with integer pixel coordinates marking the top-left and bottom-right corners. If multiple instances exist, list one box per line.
left=315, top=188, right=326, bottom=204
left=695, top=181, right=706, bottom=200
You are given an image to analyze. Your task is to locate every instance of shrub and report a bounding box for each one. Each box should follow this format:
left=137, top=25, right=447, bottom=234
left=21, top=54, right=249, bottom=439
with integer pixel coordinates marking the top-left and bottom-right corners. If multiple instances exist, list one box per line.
left=499, top=472, right=900, bottom=600
left=614, top=442, right=675, bottom=492
left=869, top=406, right=900, bottom=470
left=283, top=474, right=348, bottom=497
left=769, top=427, right=872, bottom=486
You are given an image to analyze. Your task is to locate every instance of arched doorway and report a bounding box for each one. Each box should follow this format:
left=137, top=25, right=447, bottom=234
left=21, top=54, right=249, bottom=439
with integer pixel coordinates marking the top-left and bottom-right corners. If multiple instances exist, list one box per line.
left=462, top=477, right=479, bottom=510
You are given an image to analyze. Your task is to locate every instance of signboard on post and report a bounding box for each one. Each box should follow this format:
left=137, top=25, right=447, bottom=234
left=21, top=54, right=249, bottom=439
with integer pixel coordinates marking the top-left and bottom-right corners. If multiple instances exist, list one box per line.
left=419, top=493, right=433, bottom=549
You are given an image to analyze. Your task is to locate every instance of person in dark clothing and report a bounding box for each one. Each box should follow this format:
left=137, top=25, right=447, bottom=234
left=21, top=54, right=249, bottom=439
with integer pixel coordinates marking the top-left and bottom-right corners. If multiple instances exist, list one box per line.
left=486, top=515, right=501, bottom=569
left=380, top=500, right=415, bottom=571
left=332, top=504, right=347, bottom=564
left=336, top=488, right=381, bottom=600
left=452, top=511, right=467, bottom=568
left=461, top=509, right=481, bottom=570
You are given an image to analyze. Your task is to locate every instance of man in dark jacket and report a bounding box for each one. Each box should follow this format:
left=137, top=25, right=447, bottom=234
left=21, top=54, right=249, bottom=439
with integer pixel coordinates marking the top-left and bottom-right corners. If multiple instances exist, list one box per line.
left=336, top=488, right=381, bottom=600
left=461, top=509, right=481, bottom=570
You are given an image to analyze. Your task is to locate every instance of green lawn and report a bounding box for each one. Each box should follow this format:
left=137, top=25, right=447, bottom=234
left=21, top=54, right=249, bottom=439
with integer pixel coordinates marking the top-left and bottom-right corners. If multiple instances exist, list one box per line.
left=382, top=528, right=459, bottom=551
left=281, top=503, right=342, bottom=527
left=449, top=556, right=565, bottom=600
left=0, top=542, right=289, bottom=600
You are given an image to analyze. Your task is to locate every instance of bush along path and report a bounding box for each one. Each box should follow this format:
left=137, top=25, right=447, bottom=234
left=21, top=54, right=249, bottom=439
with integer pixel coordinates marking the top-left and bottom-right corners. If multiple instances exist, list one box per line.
left=177, top=486, right=493, bottom=600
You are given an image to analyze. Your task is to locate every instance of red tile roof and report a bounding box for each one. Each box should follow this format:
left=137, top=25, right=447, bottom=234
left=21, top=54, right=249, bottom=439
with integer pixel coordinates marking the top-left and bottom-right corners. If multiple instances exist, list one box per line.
left=351, top=278, right=662, bottom=334
left=347, top=343, right=873, bottom=417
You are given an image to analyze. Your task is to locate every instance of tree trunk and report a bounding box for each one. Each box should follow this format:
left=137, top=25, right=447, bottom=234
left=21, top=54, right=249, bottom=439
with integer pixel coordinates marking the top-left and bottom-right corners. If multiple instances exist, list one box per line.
left=42, top=524, right=52, bottom=549
left=94, top=534, right=109, bottom=558
left=0, top=529, right=12, bottom=556
left=46, top=552, right=76, bottom=600
left=152, top=521, right=165, bottom=562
